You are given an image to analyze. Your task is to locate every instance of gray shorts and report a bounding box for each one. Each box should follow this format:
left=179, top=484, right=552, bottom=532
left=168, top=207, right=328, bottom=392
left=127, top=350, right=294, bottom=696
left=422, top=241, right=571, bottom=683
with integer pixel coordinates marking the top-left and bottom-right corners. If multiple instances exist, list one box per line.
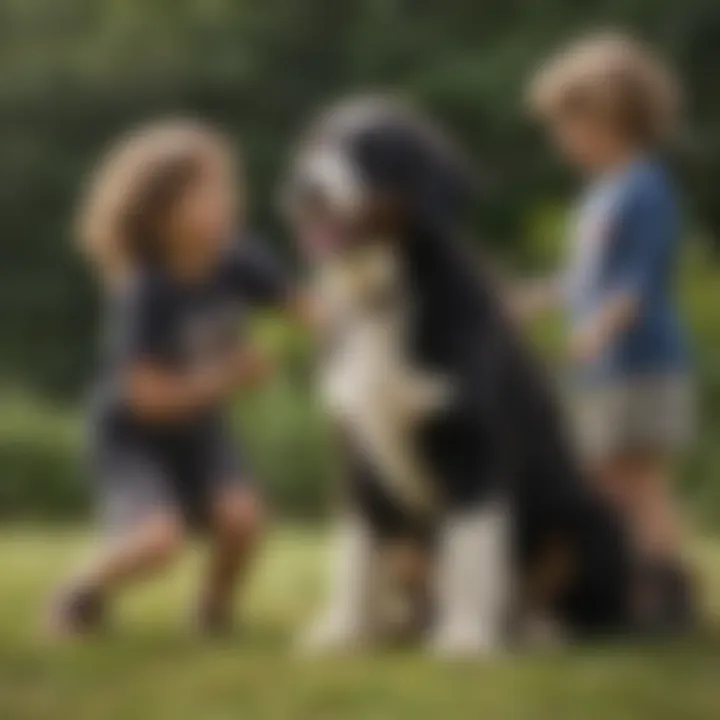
left=572, top=374, right=694, bottom=461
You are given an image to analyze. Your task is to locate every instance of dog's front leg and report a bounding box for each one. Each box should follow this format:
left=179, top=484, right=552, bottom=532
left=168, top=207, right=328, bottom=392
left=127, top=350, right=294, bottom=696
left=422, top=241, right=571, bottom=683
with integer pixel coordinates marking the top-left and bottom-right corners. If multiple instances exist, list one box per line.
left=430, top=504, right=509, bottom=657
left=298, top=514, right=381, bottom=655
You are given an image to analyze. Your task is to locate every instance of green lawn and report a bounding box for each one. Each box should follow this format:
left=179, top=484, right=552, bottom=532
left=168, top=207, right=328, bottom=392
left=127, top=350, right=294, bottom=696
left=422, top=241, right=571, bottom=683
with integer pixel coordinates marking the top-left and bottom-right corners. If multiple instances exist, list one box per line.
left=0, top=528, right=719, bottom=719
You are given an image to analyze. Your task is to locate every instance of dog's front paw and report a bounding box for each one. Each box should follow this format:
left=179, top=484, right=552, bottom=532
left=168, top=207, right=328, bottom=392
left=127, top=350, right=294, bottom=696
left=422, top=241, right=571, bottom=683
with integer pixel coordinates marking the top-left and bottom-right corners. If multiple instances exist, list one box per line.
left=296, top=615, right=372, bottom=656
left=429, top=621, right=502, bottom=659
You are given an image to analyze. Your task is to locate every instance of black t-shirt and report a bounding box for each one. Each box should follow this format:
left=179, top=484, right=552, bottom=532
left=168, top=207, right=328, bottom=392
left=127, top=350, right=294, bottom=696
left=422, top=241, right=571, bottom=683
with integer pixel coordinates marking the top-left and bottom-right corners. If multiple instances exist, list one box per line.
left=92, top=238, right=288, bottom=446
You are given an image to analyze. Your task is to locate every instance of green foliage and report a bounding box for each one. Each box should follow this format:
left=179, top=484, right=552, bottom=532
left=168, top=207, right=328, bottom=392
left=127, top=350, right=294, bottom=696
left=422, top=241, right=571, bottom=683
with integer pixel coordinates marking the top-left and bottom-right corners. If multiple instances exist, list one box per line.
left=0, top=0, right=718, bottom=395
left=678, top=244, right=720, bottom=527
left=235, top=316, right=336, bottom=518
left=0, top=394, right=86, bottom=520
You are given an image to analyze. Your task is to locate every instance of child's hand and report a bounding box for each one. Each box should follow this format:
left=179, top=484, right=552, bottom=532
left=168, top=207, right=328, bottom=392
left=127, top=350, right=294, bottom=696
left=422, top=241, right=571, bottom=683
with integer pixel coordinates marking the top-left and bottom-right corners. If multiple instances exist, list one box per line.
left=569, top=323, right=606, bottom=366
left=288, top=291, right=330, bottom=335
left=569, top=294, right=638, bottom=367
left=230, top=346, right=276, bottom=389
left=509, top=277, right=562, bottom=322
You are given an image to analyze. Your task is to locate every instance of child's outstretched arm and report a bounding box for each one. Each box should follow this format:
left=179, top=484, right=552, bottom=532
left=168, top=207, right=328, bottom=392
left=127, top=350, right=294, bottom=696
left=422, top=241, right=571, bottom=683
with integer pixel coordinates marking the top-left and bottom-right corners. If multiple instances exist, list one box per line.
left=116, top=269, right=274, bottom=424
left=570, top=292, right=639, bottom=364
left=284, top=289, right=327, bottom=332
left=228, top=240, right=323, bottom=331
left=510, top=275, right=564, bottom=321
left=126, top=348, right=271, bottom=424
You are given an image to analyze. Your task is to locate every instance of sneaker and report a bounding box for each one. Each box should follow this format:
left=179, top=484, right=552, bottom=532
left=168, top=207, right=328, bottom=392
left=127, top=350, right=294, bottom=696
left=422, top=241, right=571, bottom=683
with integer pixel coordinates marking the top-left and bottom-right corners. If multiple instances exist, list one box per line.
left=635, top=562, right=698, bottom=638
left=47, top=585, right=106, bottom=637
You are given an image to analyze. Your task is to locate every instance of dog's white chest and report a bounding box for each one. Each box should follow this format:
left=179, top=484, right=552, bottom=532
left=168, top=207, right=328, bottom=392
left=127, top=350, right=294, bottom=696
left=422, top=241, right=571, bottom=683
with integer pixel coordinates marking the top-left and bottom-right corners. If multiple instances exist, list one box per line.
left=318, top=246, right=449, bottom=513
left=323, top=318, right=414, bottom=426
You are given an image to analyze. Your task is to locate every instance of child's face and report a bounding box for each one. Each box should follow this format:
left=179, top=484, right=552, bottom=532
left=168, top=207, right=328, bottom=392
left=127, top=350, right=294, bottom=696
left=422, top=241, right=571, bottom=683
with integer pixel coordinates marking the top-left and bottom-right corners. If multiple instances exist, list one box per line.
left=547, top=112, right=627, bottom=174
left=164, top=151, right=243, bottom=274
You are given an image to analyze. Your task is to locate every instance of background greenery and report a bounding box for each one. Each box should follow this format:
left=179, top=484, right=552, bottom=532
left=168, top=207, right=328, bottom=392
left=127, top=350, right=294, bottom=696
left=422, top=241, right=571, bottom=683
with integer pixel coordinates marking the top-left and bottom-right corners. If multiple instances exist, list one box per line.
left=1, top=0, right=719, bottom=523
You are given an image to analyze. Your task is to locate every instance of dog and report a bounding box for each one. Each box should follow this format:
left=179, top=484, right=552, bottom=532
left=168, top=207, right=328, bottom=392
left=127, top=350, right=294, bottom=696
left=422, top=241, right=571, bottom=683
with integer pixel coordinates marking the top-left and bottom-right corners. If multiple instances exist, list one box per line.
left=284, top=96, right=635, bottom=656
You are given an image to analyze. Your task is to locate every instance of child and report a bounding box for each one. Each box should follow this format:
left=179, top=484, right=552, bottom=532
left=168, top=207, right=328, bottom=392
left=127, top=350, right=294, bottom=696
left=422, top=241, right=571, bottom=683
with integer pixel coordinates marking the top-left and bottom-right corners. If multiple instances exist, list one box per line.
left=51, top=119, right=302, bottom=635
left=527, top=34, right=694, bottom=627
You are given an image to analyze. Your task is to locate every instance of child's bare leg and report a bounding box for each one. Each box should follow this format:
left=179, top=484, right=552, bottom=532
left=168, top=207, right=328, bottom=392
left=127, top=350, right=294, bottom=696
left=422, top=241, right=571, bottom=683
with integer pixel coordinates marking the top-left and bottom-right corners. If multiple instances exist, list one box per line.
left=597, top=453, right=682, bottom=561
left=593, top=458, right=634, bottom=518
left=636, top=457, right=680, bottom=558
left=197, top=486, right=264, bottom=632
left=50, top=513, right=183, bottom=635
left=596, top=452, right=692, bottom=629
left=81, top=514, right=184, bottom=591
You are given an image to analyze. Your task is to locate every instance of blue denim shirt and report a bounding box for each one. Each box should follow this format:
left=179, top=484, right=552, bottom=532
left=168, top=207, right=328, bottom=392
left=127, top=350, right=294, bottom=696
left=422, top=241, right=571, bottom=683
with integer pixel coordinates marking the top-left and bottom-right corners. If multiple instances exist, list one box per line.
left=565, top=158, right=690, bottom=384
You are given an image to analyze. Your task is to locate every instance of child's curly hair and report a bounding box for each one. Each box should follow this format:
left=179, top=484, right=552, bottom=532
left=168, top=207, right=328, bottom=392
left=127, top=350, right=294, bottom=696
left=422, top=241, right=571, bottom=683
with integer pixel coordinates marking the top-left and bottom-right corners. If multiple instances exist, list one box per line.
left=77, top=118, right=233, bottom=287
left=529, top=32, right=681, bottom=147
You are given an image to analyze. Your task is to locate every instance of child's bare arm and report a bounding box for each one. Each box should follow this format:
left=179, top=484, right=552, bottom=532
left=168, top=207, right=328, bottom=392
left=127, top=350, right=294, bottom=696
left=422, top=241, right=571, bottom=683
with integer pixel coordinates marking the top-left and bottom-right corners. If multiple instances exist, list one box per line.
left=510, top=276, right=564, bottom=320
left=283, top=289, right=327, bottom=333
left=126, top=348, right=272, bottom=423
left=570, top=292, right=639, bottom=364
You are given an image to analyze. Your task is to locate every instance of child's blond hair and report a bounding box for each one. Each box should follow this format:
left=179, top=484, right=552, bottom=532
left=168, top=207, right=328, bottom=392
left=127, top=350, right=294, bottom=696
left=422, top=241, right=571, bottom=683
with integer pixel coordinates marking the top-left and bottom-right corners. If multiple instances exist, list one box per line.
left=77, top=118, right=233, bottom=287
left=529, top=32, right=680, bottom=147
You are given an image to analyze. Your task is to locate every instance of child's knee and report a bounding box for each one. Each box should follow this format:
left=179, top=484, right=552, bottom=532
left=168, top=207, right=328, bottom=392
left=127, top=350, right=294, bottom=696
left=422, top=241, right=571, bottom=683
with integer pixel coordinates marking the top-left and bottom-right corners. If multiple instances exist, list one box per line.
left=593, top=466, right=631, bottom=512
left=595, top=455, right=650, bottom=511
left=214, top=490, right=265, bottom=545
left=141, top=515, right=185, bottom=563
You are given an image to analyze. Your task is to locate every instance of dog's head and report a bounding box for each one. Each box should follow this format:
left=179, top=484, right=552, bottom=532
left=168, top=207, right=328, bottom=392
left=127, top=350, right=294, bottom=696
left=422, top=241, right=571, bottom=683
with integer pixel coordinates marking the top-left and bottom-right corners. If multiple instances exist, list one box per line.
left=283, top=96, right=473, bottom=259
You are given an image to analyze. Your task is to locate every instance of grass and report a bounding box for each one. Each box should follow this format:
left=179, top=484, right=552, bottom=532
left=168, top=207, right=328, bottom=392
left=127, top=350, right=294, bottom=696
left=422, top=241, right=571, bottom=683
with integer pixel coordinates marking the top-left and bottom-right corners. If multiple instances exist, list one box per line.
left=0, top=528, right=719, bottom=720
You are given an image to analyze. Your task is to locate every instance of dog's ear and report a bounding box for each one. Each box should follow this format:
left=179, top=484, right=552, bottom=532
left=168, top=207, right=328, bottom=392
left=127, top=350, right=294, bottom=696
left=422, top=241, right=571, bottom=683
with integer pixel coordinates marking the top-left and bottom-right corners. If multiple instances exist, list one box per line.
left=411, top=139, right=474, bottom=233
left=354, top=114, right=474, bottom=234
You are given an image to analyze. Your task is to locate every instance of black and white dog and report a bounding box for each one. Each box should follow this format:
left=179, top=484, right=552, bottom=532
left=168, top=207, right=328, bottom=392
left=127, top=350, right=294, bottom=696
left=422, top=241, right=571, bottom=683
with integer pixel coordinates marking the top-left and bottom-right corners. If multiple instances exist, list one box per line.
left=284, top=97, right=634, bottom=656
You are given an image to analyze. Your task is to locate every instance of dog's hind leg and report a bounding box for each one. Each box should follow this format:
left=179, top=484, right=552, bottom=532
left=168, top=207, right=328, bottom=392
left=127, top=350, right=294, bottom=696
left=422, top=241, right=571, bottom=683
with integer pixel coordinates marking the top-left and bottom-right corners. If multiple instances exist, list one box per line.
left=430, top=503, right=510, bottom=657
left=558, top=497, right=635, bottom=639
left=297, top=513, right=383, bottom=655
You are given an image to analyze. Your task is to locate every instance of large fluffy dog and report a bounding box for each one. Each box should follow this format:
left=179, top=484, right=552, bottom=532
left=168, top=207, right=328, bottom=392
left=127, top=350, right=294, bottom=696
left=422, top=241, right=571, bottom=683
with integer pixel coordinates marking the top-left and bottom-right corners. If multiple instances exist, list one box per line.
left=285, top=97, right=634, bottom=656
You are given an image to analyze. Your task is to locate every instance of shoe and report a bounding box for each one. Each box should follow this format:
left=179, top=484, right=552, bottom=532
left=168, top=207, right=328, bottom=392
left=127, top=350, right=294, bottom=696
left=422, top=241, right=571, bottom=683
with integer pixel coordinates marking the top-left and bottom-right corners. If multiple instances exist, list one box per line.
left=635, top=561, right=698, bottom=638
left=47, top=584, right=106, bottom=637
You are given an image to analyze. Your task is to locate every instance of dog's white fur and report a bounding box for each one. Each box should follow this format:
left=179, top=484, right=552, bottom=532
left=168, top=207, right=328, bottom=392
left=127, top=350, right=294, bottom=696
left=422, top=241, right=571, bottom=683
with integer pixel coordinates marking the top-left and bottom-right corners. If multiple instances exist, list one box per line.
left=299, top=147, right=365, bottom=217
left=431, top=505, right=509, bottom=656
left=319, top=244, right=445, bottom=514
left=299, top=514, right=381, bottom=652
left=301, top=243, right=510, bottom=656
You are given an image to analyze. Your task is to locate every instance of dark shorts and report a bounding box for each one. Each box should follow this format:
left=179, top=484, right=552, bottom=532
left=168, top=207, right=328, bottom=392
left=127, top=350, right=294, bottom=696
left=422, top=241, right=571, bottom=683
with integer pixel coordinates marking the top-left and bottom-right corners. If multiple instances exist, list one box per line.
left=92, top=424, right=250, bottom=534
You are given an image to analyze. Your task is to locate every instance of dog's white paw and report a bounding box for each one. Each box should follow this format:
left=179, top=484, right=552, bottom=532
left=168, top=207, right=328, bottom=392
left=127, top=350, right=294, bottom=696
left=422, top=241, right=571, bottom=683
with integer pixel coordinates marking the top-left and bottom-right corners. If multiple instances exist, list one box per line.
left=296, top=615, right=372, bottom=656
left=429, top=622, right=502, bottom=659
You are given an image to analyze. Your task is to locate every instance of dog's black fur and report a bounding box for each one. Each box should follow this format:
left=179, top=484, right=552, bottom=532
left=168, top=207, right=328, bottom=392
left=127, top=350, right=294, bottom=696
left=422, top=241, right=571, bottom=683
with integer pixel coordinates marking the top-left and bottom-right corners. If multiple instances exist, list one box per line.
left=290, top=97, right=635, bottom=639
